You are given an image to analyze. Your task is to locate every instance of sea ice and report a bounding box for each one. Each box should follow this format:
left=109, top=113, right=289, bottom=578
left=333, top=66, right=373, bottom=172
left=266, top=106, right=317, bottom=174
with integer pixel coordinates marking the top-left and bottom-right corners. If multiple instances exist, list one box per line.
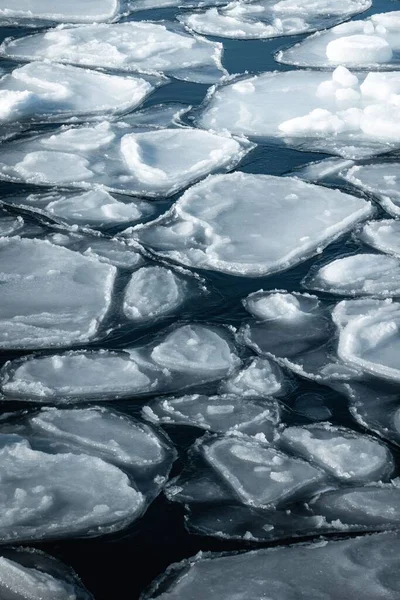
left=304, top=253, right=400, bottom=297
left=279, top=423, right=393, bottom=482
left=144, top=532, right=400, bottom=599
left=0, top=0, right=119, bottom=24
left=359, top=219, right=400, bottom=257
left=278, top=11, right=400, bottom=68
left=130, top=172, right=372, bottom=277
left=179, top=0, right=370, bottom=40
left=0, top=324, right=239, bottom=402
left=0, top=62, right=157, bottom=124
left=219, top=357, right=286, bottom=397
left=199, top=68, right=400, bottom=158
left=342, top=163, right=400, bottom=217
left=0, top=210, right=24, bottom=237
left=142, top=393, right=280, bottom=439
left=0, top=548, right=92, bottom=600
left=2, top=189, right=154, bottom=229
left=0, top=22, right=226, bottom=84
left=0, top=122, right=252, bottom=197
left=0, top=237, right=115, bottom=349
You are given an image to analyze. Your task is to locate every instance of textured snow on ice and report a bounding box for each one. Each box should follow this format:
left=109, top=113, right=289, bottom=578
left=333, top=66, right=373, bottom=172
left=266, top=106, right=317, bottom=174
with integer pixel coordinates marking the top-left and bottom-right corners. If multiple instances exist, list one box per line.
left=179, top=0, right=370, bottom=40
left=278, top=11, right=400, bottom=68
left=131, top=172, right=372, bottom=277
left=0, top=324, right=239, bottom=402
left=359, top=219, right=400, bottom=257
left=220, top=357, right=286, bottom=397
left=280, top=424, right=393, bottom=482
left=0, top=62, right=155, bottom=124
left=0, top=0, right=118, bottom=24
left=0, top=237, right=115, bottom=350
left=145, top=532, right=400, bottom=599
left=199, top=68, right=400, bottom=158
left=0, top=22, right=226, bottom=84
left=143, top=393, right=280, bottom=439
left=342, top=163, right=400, bottom=217
left=0, top=211, right=24, bottom=237
left=0, top=123, right=252, bottom=197
left=304, top=253, right=400, bottom=297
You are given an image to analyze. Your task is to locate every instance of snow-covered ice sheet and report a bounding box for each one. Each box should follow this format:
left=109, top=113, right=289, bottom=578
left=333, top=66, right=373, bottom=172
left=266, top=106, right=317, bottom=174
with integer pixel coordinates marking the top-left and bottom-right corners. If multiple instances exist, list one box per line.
left=278, top=11, right=400, bottom=68
left=304, top=253, right=400, bottom=297
left=2, top=189, right=155, bottom=230
left=144, top=532, right=400, bottom=599
left=129, top=172, right=372, bottom=277
left=342, top=163, right=400, bottom=217
left=0, top=62, right=157, bottom=124
left=359, top=219, right=400, bottom=257
left=0, top=237, right=115, bottom=350
left=0, top=548, right=92, bottom=600
left=0, top=0, right=119, bottom=25
left=219, top=356, right=287, bottom=397
left=198, top=68, right=400, bottom=158
left=0, top=22, right=226, bottom=84
left=142, top=393, right=280, bottom=439
left=0, top=324, right=240, bottom=402
left=0, top=122, right=252, bottom=197
left=179, top=0, right=371, bottom=40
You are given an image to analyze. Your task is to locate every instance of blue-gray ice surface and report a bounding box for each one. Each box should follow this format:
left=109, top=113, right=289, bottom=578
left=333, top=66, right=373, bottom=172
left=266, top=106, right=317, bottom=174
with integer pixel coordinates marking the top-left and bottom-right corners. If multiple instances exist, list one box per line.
left=0, top=122, right=252, bottom=197
left=342, top=163, right=400, bottom=217
left=0, top=22, right=226, bottom=84
left=198, top=68, right=400, bottom=158
left=278, top=11, right=400, bottom=68
left=129, top=172, right=372, bottom=277
left=179, top=0, right=370, bottom=40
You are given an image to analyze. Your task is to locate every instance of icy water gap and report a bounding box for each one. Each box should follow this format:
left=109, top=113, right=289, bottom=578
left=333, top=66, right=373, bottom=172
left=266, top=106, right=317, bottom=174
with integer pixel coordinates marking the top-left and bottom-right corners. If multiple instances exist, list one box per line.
left=2, top=0, right=400, bottom=598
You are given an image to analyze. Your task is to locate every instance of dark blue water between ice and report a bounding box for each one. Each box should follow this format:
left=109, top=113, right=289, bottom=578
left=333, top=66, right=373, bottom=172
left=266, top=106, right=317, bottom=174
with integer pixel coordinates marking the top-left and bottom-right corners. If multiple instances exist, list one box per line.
left=0, top=0, right=398, bottom=597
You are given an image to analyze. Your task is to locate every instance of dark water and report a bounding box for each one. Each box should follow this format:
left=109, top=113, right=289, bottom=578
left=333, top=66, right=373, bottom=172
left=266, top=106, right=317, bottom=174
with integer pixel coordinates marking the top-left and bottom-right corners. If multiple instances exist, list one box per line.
left=0, top=0, right=398, bottom=597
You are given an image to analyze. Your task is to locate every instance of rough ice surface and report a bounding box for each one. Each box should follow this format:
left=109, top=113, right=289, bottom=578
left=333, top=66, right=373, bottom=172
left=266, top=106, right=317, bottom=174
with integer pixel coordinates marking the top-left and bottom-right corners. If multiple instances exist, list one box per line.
left=179, top=0, right=370, bottom=40
left=342, top=163, right=400, bottom=217
left=278, top=11, right=400, bottom=68
left=0, top=0, right=119, bottom=24
left=123, top=266, right=188, bottom=322
left=279, top=423, right=393, bottom=482
left=142, top=393, right=280, bottom=439
left=304, top=253, right=400, bottom=297
left=0, top=210, right=24, bottom=237
left=0, top=237, right=115, bottom=350
left=2, top=189, right=154, bottom=229
left=131, top=172, right=372, bottom=277
left=0, top=432, right=143, bottom=543
left=201, top=435, right=325, bottom=508
left=219, top=357, right=286, bottom=397
left=0, top=22, right=226, bottom=84
left=0, top=324, right=239, bottom=402
left=359, top=219, right=400, bottom=257
left=145, top=532, right=400, bottom=599
left=199, top=68, right=400, bottom=158
left=0, top=548, right=92, bottom=600
left=0, top=62, right=156, bottom=124
left=0, top=123, right=252, bottom=197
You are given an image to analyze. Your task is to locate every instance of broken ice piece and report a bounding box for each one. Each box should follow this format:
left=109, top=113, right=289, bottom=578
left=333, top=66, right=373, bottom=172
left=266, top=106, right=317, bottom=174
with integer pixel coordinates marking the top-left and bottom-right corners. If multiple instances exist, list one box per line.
left=0, top=0, right=119, bottom=24
left=359, top=219, right=400, bottom=257
left=219, top=357, right=286, bottom=397
left=341, top=163, right=400, bottom=217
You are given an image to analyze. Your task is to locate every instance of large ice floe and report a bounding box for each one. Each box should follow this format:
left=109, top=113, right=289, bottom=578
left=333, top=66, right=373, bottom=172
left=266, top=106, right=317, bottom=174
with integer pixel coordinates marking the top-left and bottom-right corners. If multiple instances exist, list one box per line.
left=178, top=0, right=371, bottom=40
left=129, top=172, right=372, bottom=277
left=0, top=22, right=226, bottom=84
left=342, top=163, right=400, bottom=217
left=0, top=406, right=175, bottom=543
left=278, top=11, right=400, bottom=68
left=0, top=547, right=93, bottom=600
left=0, top=0, right=120, bottom=25
left=0, top=62, right=158, bottom=124
left=0, top=236, right=115, bottom=350
left=198, top=67, right=400, bottom=158
left=0, top=324, right=239, bottom=402
left=0, top=122, right=252, bottom=197
left=144, top=532, right=400, bottom=599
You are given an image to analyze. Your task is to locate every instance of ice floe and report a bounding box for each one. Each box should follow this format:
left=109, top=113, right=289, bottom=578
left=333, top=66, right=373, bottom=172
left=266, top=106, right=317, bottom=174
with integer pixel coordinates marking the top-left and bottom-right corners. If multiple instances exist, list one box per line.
left=342, top=163, right=400, bottom=217
left=179, top=0, right=371, bottom=40
left=0, top=324, right=239, bottom=402
left=0, top=210, right=24, bottom=237
left=219, top=357, right=287, bottom=397
left=278, top=11, right=400, bottom=68
left=359, top=219, right=400, bottom=257
left=304, top=253, right=400, bottom=297
left=142, top=393, right=280, bottom=439
left=0, top=62, right=157, bottom=124
left=130, top=172, right=372, bottom=277
left=198, top=68, right=400, bottom=158
left=144, top=532, right=400, bottom=599
left=0, top=122, right=252, bottom=197
left=0, top=0, right=120, bottom=25
left=0, top=237, right=115, bottom=350
left=0, top=22, right=226, bottom=84
left=0, top=548, right=92, bottom=600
